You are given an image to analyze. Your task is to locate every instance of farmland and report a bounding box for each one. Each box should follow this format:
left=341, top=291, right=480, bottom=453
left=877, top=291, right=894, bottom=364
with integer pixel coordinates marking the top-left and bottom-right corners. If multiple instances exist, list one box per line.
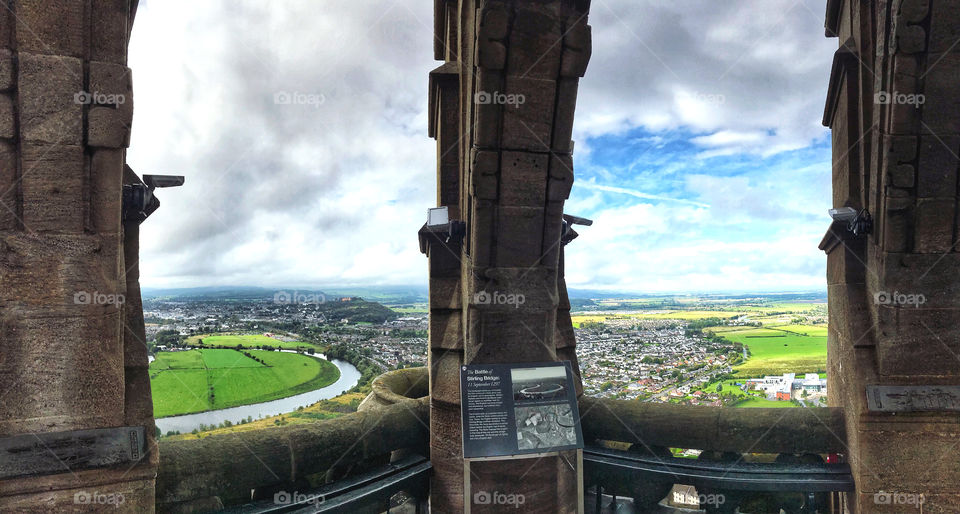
left=150, top=348, right=340, bottom=418
left=707, top=325, right=828, bottom=377
left=183, top=333, right=318, bottom=350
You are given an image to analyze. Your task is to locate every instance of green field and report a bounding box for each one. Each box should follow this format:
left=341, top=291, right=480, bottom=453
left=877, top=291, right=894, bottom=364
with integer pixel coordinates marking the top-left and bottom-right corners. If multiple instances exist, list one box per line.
left=572, top=310, right=745, bottom=325
left=150, top=349, right=340, bottom=417
left=711, top=325, right=827, bottom=377
left=186, top=333, right=318, bottom=350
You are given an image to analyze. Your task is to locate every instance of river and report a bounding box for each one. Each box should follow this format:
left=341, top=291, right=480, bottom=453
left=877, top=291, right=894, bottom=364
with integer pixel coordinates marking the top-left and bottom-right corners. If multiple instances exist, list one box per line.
left=154, top=355, right=361, bottom=434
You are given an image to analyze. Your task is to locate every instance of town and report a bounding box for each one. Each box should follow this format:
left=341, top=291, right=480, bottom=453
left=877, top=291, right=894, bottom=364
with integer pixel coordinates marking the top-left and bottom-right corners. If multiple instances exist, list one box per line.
left=144, top=294, right=826, bottom=408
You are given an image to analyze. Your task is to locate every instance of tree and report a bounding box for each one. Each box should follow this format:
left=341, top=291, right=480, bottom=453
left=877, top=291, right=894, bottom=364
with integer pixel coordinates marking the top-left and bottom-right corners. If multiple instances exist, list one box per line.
left=716, top=383, right=723, bottom=393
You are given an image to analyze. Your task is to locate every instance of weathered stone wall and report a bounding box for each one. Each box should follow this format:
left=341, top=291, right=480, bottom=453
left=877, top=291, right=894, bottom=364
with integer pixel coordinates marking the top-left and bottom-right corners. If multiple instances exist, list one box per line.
left=427, top=0, right=591, bottom=511
left=156, top=398, right=430, bottom=512
left=822, top=1, right=960, bottom=512
left=0, top=1, right=155, bottom=512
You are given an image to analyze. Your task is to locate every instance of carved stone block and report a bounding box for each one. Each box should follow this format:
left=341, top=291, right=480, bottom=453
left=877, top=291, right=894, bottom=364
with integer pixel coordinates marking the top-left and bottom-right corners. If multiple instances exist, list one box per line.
left=922, top=53, right=960, bottom=133
left=552, top=78, right=579, bottom=152
left=474, top=68, right=503, bottom=150
left=471, top=149, right=499, bottom=200
left=89, top=149, right=123, bottom=235
left=429, top=349, right=463, bottom=405
left=430, top=310, right=462, bottom=350
left=915, top=199, right=955, bottom=253
left=91, top=0, right=131, bottom=63
left=0, top=140, right=15, bottom=230
left=547, top=153, right=574, bottom=201
left=496, top=206, right=544, bottom=267
left=887, top=164, right=915, bottom=188
left=917, top=135, right=960, bottom=198
left=87, top=62, right=133, bottom=148
left=0, top=50, right=13, bottom=92
left=501, top=77, right=556, bottom=152
left=18, top=53, right=82, bottom=145
left=896, top=24, right=926, bottom=54
left=0, top=94, right=13, bottom=139
left=14, top=0, right=85, bottom=57
left=560, top=19, right=591, bottom=77
left=506, top=6, right=561, bottom=79
left=470, top=199, right=495, bottom=268
left=500, top=151, right=547, bottom=206
left=20, top=144, right=83, bottom=233
left=929, top=4, right=960, bottom=52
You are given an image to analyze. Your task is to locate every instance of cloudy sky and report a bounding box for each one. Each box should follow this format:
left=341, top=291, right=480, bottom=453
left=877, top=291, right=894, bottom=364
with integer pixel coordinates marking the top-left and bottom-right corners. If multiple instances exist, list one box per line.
left=129, top=0, right=837, bottom=293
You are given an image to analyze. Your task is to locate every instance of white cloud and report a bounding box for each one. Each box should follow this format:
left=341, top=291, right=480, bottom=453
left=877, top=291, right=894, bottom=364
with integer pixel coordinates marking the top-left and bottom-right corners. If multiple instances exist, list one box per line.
left=128, top=0, right=835, bottom=292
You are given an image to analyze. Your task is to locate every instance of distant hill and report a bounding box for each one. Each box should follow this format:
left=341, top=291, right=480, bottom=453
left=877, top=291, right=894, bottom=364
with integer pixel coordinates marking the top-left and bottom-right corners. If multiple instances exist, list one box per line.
left=141, top=285, right=428, bottom=304
left=567, top=289, right=827, bottom=302
left=315, top=298, right=398, bottom=323
left=142, top=285, right=825, bottom=305
left=142, top=286, right=286, bottom=300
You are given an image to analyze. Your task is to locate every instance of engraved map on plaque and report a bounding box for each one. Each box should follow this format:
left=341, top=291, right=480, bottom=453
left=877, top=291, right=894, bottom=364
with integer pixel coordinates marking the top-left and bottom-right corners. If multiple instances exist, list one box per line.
left=866, top=385, right=960, bottom=413
left=460, top=361, right=583, bottom=459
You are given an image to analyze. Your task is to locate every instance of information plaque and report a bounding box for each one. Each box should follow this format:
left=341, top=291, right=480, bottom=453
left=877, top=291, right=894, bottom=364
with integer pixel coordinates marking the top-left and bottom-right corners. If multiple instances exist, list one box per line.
left=460, top=361, right=583, bottom=459
left=866, top=385, right=960, bottom=413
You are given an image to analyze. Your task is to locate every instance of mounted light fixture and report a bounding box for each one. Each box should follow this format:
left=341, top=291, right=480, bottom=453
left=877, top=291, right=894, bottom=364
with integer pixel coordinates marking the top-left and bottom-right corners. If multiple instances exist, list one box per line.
left=423, top=206, right=466, bottom=246
left=829, top=206, right=872, bottom=236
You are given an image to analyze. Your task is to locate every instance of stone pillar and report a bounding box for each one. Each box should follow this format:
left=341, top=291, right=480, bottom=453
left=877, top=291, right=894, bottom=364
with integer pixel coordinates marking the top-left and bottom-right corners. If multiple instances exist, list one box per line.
left=0, top=2, right=156, bottom=512
left=821, top=1, right=960, bottom=511
left=426, top=0, right=591, bottom=511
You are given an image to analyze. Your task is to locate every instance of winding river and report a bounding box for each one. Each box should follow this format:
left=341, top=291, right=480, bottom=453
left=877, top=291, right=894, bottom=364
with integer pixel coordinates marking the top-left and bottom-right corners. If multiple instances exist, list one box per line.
left=154, top=354, right=361, bottom=434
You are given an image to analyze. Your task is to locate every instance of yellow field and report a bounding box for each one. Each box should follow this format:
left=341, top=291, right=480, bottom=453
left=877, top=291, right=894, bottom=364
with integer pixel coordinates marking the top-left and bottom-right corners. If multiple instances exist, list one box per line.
left=571, top=310, right=746, bottom=324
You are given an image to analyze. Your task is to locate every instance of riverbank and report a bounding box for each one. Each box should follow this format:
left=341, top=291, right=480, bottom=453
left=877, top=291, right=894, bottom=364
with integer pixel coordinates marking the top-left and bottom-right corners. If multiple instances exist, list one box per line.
left=154, top=356, right=361, bottom=434
left=151, top=348, right=341, bottom=418
left=160, top=392, right=368, bottom=440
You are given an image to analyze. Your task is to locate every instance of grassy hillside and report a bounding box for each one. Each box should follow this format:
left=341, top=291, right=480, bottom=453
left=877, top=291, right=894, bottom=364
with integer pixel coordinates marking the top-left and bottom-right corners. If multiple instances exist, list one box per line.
left=150, top=349, right=340, bottom=418
left=186, top=333, right=317, bottom=350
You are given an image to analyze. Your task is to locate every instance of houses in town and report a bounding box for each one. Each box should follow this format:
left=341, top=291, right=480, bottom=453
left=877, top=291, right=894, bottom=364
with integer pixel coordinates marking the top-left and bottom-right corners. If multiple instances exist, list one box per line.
left=744, top=373, right=827, bottom=402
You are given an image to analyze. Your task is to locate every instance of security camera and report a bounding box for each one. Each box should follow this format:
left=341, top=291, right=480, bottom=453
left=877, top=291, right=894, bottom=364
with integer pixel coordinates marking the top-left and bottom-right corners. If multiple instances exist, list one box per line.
left=123, top=171, right=185, bottom=224
left=562, top=214, right=593, bottom=227
left=561, top=213, right=594, bottom=245
left=144, top=175, right=185, bottom=188
left=829, top=206, right=872, bottom=236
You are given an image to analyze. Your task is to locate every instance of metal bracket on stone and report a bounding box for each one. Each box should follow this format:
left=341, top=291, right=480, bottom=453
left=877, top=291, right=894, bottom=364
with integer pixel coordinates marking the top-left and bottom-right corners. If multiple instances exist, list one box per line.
left=0, top=426, right=146, bottom=479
